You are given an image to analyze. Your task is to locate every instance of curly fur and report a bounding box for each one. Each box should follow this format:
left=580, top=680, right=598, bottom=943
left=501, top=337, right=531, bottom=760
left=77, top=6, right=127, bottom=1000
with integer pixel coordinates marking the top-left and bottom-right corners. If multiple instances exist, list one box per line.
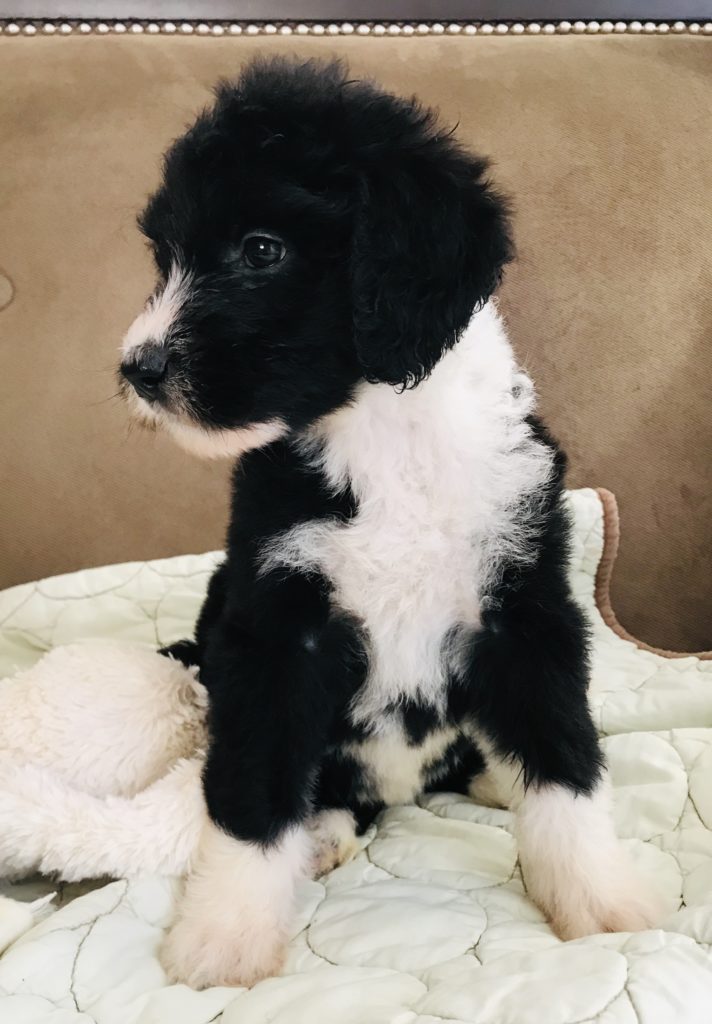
left=119, top=57, right=658, bottom=989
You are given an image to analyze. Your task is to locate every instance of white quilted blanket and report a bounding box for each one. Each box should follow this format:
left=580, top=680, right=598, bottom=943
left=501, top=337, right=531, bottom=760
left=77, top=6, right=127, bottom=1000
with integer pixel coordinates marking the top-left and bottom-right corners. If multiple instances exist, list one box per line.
left=1, top=488, right=711, bottom=1023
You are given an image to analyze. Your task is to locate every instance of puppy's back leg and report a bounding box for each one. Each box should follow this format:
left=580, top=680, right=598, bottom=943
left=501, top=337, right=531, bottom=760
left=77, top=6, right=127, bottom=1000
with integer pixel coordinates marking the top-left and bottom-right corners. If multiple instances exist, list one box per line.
left=159, top=638, right=201, bottom=667
left=160, top=562, right=230, bottom=672
left=307, top=808, right=361, bottom=877
left=308, top=751, right=384, bottom=876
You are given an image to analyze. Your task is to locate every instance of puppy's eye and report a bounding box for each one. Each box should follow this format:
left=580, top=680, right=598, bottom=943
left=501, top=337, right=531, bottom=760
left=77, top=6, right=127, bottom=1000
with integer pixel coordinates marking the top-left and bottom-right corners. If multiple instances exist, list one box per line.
left=241, top=233, right=286, bottom=269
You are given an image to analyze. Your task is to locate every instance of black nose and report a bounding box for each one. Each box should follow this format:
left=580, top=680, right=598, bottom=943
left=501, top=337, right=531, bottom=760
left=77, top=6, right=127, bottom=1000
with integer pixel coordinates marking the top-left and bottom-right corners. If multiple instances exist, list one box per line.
left=121, top=348, right=170, bottom=401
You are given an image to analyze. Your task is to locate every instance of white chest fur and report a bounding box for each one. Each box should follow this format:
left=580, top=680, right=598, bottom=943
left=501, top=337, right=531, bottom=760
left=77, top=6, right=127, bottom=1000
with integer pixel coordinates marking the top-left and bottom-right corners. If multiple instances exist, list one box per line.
left=261, top=304, right=553, bottom=730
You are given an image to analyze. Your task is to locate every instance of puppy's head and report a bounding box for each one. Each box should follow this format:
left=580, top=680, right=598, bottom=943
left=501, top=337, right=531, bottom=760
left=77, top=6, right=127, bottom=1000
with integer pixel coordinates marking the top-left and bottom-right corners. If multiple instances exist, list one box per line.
left=120, top=58, right=512, bottom=459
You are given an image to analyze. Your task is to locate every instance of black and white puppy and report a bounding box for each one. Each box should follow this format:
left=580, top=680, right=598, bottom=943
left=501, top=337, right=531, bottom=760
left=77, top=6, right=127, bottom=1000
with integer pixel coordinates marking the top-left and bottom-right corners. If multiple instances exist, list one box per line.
left=120, top=58, right=658, bottom=989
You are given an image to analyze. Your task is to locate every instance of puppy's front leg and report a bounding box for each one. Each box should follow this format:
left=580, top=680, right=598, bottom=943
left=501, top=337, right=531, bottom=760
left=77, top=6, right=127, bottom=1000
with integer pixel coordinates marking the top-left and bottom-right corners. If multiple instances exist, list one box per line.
left=161, top=601, right=361, bottom=989
left=161, top=819, right=309, bottom=989
left=470, top=590, right=660, bottom=940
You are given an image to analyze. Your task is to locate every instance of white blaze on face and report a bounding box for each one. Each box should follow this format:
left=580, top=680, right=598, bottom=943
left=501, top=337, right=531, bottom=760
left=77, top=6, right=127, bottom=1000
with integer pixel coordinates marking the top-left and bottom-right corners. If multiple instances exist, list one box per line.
left=121, top=262, right=289, bottom=460
left=122, top=263, right=193, bottom=357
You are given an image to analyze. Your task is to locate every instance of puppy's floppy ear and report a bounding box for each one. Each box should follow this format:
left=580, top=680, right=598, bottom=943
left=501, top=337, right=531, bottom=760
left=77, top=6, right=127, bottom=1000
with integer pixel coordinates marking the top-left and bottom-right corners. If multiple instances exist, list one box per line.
left=350, top=138, right=513, bottom=388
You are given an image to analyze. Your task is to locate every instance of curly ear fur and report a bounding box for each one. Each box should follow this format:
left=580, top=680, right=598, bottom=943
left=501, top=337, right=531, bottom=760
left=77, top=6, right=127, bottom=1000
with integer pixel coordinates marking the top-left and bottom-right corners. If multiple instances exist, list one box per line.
left=350, top=106, right=514, bottom=388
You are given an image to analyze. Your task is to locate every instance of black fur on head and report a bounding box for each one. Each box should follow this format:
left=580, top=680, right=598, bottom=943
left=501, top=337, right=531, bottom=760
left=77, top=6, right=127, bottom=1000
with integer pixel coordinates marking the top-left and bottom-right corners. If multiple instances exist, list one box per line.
left=347, top=88, right=513, bottom=387
left=122, top=57, right=513, bottom=442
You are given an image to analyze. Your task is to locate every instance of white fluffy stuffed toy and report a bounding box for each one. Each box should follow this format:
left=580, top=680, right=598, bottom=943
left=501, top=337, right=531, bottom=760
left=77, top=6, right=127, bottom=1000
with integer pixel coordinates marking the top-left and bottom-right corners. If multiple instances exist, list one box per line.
left=0, top=643, right=209, bottom=883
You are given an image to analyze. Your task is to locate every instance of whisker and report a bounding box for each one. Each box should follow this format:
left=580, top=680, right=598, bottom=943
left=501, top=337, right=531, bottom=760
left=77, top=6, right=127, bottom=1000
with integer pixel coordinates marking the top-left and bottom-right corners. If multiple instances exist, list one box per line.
left=88, top=390, right=124, bottom=409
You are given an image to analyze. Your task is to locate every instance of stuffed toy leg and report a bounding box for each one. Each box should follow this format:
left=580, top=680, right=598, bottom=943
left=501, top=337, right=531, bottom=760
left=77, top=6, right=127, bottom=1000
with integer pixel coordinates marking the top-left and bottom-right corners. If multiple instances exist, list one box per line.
left=0, top=894, right=55, bottom=955
left=0, top=643, right=209, bottom=881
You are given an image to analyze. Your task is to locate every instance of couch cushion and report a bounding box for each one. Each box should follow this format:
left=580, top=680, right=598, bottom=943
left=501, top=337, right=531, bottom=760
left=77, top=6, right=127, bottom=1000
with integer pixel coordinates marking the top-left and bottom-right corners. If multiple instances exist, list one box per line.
left=0, top=30, right=710, bottom=651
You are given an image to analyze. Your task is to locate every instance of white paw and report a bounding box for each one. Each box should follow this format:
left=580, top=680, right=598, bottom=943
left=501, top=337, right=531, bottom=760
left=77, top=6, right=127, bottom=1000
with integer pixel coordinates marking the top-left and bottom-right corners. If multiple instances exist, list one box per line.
left=307, top=809, right=360, bottom=877
left=516, top=781, right=663, bottom=942
left=546, top=864, right=662, bottom=941
left=160, top=908, right=285, bottom=989
left=161, top=821, right=308, bottom=989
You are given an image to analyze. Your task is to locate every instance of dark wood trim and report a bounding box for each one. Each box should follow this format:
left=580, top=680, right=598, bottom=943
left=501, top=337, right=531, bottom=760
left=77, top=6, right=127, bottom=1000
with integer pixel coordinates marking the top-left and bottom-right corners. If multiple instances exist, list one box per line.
left=2, top=3, right=712, bottom=22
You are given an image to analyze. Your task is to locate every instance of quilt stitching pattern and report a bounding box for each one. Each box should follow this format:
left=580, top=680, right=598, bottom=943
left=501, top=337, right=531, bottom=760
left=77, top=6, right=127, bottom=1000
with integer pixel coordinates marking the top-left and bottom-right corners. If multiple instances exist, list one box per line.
left=0, top=489, right=711, bottom=1023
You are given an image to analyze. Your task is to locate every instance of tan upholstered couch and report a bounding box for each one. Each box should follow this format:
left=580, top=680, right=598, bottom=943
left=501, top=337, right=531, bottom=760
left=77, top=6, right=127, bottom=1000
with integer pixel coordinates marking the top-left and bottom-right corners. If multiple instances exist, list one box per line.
left=1, top=21, right=710, bottom=654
